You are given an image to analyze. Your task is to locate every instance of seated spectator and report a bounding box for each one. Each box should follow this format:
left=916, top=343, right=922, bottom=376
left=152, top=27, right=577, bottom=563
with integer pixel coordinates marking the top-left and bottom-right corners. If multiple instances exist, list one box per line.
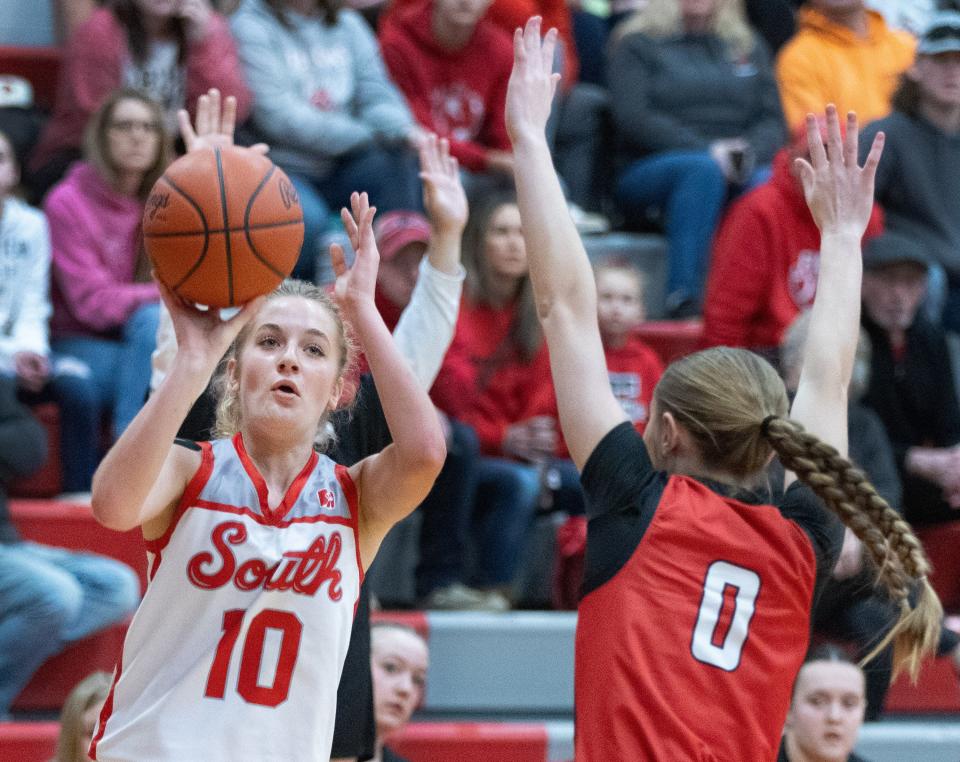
left=378, top=0, right=515, bottom=197
left=703, top=121, right=883, bottom=358
left=0, top=377, right=139, bottom=719
left=45, top=89, right=167, bottom=442
left=432, top=193, right=582, bottom=600
left=230, top=0, right=422, bottom=282
left=370, top=622, right=428, bottom=762
left=608, top=0, right=786, bottom=318
left=776, top=0, right=915, bottom=131
left=779, top=645, right=868, bottom=761
left=859, top=231, right=960, bottom=527
left=54, top=671, right=112, bottom=762
left=860, top=9, right=960, bottom=331
left=29, top=0, right=250, bottom=201
left=0, top=129, right=100, bottom=493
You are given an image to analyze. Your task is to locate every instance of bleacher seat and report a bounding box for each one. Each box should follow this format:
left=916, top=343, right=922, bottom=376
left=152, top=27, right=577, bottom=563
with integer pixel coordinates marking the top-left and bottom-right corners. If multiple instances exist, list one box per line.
left=0, top=46, right=61, bottom=110
left=389, top=722, right=549, bottom=762
left=886, top=657, right=960, bottom=714
left=0, top=722, right=58, bottom=762
left=636, top=319, right=704, bottom=365
left=917, top=522, right=960, bottom=613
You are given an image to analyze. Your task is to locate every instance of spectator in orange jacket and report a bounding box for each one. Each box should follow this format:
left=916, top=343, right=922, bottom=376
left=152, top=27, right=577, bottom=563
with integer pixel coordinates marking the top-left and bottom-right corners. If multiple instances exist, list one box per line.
left=703, top=121, right=884, bottom=358
left=776, top=0, right=915, bottom=130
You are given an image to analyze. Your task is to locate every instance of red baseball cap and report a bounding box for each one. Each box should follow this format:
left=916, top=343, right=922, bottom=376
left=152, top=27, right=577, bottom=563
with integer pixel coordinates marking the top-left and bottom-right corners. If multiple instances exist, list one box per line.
left=374, top=211, right=431, bottom=261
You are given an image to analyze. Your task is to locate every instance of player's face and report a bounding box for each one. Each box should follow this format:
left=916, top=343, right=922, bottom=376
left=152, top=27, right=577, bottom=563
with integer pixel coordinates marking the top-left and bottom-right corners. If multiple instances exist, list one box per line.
left=786, top=661, right=865, bottom=761
left=915, top=52, right=960, bottom=109
left=861, top=263, right=928, bottom=333
left=234, top=297, right=344, bottom=433
left=371, top=628, right=428, bottom=737
left=377, top=242, right=426, bottom=309
left=482, top=203, right=527, bottom=282
left=0, top=133, right=18, bottom=198
left=106, top=98, right=162, bottom=178
left=596, top=268, right=644, bottom=343
left=434, top=0, right=493, bottom=29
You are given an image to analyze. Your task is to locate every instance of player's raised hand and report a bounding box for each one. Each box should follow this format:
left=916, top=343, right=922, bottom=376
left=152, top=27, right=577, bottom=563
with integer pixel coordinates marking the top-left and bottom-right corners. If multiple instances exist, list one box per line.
left=331, top=192, right=380, bottom=312
left=419, top=134, right=467, bottom=235
left=793, top=105, right=884, bottom=239
left=505, top=17, right=561, bottom=145
left=178, top=88, right=268, bottom=155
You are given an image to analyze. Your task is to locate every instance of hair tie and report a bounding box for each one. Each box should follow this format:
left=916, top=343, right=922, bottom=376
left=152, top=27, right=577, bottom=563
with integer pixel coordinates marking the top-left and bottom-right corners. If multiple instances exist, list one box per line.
left=760, top=415, right=779, bottom=437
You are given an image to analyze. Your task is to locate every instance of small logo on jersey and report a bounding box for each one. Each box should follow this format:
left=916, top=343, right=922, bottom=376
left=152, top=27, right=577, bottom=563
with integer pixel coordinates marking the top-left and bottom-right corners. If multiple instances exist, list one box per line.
left=187, top=521, right=344, bottom=601
left=318, top=489, right=335, bottom=510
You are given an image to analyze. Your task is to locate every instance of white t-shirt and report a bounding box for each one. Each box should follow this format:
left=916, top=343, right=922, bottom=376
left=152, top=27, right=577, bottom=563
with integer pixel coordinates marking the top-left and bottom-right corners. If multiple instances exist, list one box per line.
left=123, top=40, right=186, bottom=131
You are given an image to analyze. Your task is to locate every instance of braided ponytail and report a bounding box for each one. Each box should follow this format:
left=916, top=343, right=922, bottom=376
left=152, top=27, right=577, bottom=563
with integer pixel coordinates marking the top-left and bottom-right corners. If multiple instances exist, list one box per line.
left=763, top=416, right=942, bottom=680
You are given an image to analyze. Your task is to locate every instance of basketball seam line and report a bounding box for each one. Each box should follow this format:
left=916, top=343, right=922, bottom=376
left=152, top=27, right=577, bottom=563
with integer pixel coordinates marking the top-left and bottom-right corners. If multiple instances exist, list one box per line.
left=143, top=218, right=305, bottom=238
left=215, top=148, right=234, bottom=306
left=161, top=174, right=211, bottom=293
left=243, top=165, right=289, bottom=280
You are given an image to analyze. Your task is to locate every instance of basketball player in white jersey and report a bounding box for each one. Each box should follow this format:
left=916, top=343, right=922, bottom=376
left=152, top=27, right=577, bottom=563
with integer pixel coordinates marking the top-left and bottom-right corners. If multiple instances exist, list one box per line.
left=85, top=171, right=447, bottom=760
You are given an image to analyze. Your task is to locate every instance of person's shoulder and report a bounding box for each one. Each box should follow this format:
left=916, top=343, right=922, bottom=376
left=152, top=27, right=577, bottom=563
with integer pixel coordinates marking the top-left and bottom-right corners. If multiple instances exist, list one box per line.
left=4, top=196, right=47, bottom=231
left=72, top=6, right=121, bottom=39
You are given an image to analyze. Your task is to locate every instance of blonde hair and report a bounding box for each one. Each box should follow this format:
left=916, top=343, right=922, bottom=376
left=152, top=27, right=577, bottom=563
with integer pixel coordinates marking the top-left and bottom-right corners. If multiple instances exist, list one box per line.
left=211, top=279, right=355, bottom=451
left=655, top=347, right=942, bottom=680
left=613, top=0, right=755, bottom=60
left=55, top=671, right=112, bottom=762
left=82, top=88, right=172, bottom=200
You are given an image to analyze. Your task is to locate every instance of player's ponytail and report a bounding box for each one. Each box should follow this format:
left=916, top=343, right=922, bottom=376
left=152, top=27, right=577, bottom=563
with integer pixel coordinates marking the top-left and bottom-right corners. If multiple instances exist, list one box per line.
left=763, top=415, right=942, bottom=680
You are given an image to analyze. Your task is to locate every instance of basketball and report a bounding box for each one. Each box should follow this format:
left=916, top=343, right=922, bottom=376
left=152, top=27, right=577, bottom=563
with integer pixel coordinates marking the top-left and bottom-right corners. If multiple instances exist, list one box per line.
left=143, top=146, right=304, bottom=308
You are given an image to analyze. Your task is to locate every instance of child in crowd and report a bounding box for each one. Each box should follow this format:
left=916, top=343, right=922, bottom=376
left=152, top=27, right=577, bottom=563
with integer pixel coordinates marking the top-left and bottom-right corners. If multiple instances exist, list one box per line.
left=370, top=622, right=429, bottom=762
left=0, top=128, right=100, bottom=493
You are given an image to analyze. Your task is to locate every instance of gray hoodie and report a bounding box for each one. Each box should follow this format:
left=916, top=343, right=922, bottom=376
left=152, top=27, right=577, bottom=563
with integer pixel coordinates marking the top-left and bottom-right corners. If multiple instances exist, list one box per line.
left=231, top=0, right=414, bottom=177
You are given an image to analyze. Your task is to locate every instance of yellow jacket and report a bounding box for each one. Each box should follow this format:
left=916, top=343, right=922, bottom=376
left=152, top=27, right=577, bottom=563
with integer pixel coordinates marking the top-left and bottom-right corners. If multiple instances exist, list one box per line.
left=776, top=8, right=916, bottom=130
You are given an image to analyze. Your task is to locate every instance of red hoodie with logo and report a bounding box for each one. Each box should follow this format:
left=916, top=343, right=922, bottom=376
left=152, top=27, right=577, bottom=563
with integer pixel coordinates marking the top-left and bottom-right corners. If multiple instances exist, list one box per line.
left=379, top=0, right=513, bottom=172
left=702, top=146, right=884, bottom=352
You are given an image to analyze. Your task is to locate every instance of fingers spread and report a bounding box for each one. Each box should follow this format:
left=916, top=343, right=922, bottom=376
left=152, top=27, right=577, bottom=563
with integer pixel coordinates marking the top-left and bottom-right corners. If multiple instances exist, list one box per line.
left=805, top=112, right=827, bottom=170
left=329, top=242, right=348, bottom=278
left=843, top=111, right=858, bottom=169
left=863, top=130, right=885, bottom=179
left=824, top=104, right=844, bottom=168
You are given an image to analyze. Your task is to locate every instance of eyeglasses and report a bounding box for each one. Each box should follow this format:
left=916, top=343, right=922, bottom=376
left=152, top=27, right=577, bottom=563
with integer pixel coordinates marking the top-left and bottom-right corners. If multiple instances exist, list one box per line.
left=108, top=119, right=161, bottom=135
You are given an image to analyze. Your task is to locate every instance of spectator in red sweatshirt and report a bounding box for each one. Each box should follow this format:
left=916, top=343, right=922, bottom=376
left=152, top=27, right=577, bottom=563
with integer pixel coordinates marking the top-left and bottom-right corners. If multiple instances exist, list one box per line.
left=702, top=121, right=884, bottom=358
left=431, top=192, right=580, bottom=596
left=379, top=0, right=515, bottom=189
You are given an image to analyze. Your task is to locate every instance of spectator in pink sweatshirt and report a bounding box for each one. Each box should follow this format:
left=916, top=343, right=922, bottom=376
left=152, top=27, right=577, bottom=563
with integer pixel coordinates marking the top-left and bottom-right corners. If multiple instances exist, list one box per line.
left=44, top=88, right=170, bottom=443
left=29, top=0, right=250, bottom=200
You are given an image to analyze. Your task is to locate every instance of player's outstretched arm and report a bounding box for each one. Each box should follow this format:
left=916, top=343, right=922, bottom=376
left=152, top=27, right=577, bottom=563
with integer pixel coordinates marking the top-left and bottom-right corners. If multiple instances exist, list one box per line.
left=334, top=193, right=447, bottom=567
left=92, top=288, right=263, bottom=533
left=788, top=106, right=884, bottom=481
left=507, top=17, right=626, bottom=470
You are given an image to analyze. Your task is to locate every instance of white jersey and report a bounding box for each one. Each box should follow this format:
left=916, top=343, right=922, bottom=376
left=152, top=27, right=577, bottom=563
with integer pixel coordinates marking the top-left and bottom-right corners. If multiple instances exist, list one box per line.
left=91, top=434, right=363, bottom=762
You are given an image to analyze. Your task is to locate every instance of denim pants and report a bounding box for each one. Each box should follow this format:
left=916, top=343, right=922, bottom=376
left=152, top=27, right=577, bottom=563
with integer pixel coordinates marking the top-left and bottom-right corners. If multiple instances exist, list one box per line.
left=287, top=145, right=422, bottom=284
left=615, top=150, right=729, bottom=304
left=0, top=541, right=140, bottom=714
left=52, top=302, right=160, bottom=441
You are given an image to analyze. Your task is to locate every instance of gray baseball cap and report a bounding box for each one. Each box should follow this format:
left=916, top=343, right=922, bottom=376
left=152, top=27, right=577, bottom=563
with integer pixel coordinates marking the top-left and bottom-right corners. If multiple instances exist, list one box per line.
left=863, top=231, right=933, bottom=271
left=918, top=10, right=960, bottom=56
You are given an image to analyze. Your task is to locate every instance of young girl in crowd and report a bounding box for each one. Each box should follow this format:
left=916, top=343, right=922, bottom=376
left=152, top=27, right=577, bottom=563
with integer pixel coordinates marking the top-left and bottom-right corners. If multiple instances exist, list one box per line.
left=0, top=128, right=100, bottom=492
left=30, top=0, right=249, bottom=198
left=87, top=187, right=445, bottom=759
left=506, top=17, right=939, bottom=760
left=44, top=89, right=168, bottom=447
left=370, top=622, right=429, bottom=762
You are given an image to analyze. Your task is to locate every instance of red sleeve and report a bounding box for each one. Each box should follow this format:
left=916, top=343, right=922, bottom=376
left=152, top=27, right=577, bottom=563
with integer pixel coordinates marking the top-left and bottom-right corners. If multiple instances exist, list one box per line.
left=59, top=11, right=125, bottom=134
left=702, top=200, right=772, bottom=349
left=865, top=203, right=885, bottom=240
left=185, top=14, right=252, bottom=122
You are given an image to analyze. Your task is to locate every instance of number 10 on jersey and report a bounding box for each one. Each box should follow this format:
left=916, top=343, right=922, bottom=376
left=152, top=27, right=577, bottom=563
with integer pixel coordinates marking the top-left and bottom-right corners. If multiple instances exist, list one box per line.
left=691, top=561, right=761, bottom=671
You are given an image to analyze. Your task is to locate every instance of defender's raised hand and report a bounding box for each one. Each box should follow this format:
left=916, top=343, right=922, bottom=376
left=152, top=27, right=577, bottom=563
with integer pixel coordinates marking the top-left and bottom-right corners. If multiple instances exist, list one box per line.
left=419, top=134, right=468, bottom=236
left=332, top=192, right=380, bottom=311
left=177, top=88, right=268, bottom=155
left=505, top=17, right=561, bottom=145
left=794, top=105, right=884, bottom=239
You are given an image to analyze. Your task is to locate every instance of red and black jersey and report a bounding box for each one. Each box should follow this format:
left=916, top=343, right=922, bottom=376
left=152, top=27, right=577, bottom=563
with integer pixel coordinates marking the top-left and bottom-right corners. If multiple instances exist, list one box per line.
left=575, top=423, right=843, bottom=761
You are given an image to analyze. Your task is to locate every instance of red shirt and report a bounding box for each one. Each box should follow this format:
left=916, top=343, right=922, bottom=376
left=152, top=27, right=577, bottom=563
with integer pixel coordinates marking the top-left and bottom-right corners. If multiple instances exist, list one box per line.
left=431, top=296, right=551, bottom=455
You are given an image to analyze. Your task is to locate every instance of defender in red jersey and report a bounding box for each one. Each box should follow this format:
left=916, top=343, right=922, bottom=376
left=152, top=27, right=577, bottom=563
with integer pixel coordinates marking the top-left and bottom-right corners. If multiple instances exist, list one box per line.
left=505, top=18, right=941, bottom=761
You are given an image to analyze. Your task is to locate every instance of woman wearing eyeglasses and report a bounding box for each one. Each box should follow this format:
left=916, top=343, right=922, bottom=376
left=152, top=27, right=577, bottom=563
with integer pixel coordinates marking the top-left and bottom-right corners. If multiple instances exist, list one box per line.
left=44, top=88, right=171, bottom=458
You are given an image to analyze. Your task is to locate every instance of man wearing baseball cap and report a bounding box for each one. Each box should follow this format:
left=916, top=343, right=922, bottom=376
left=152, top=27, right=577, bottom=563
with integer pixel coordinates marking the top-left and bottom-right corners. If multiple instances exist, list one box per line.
left=860, top=231, right=960, bottom=527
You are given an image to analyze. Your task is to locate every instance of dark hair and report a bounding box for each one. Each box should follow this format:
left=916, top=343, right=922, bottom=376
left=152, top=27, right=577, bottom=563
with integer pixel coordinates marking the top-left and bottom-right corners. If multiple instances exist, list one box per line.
left=460, top=191, right=542, bottom=376
left=264, top=0, right=341, bottom=26
left=891, top=72, right=923, bottom=118
left=82, top=88, right=172, bottom=200
left=111, top=0, right=188, bottom=65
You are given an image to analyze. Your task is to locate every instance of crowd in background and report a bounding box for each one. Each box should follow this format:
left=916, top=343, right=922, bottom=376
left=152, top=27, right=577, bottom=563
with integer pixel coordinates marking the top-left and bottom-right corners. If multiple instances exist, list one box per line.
left=2, top=0, right=960, bottom=735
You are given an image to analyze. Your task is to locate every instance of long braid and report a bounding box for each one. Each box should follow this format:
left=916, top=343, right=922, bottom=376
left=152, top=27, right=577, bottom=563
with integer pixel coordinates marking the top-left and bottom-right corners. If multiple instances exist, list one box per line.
left=763, top=416, right=942, bottom=680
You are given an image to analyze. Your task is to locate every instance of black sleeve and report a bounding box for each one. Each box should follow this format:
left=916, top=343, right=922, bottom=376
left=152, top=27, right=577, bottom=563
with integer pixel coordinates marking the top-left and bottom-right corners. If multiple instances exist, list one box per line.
left=848, top=405, right=903, bottom=511
left=778, top=481, right=845, bottom=599
left=928, top=327, right=960, bottom=447
left=580, top=421, right=657, bottom=519
left=328, top=374, right=392, bottom=467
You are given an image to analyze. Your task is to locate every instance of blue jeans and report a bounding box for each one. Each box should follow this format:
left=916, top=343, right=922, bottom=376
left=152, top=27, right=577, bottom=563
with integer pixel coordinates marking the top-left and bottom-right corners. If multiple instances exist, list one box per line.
left=471, top=458, right=542, bottom=587
left=0, top=541, right=140, bottom=714
left=52, top=302, right=159, bottom=441
left=287, top=145, right=422, bottom=283
left=616, top=150, right=729, bottom=303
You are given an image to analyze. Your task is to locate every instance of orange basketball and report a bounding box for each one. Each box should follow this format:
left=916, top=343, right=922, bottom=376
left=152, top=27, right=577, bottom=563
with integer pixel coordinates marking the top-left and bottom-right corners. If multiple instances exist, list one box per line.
left=144, top=146, right=304, bottom=308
